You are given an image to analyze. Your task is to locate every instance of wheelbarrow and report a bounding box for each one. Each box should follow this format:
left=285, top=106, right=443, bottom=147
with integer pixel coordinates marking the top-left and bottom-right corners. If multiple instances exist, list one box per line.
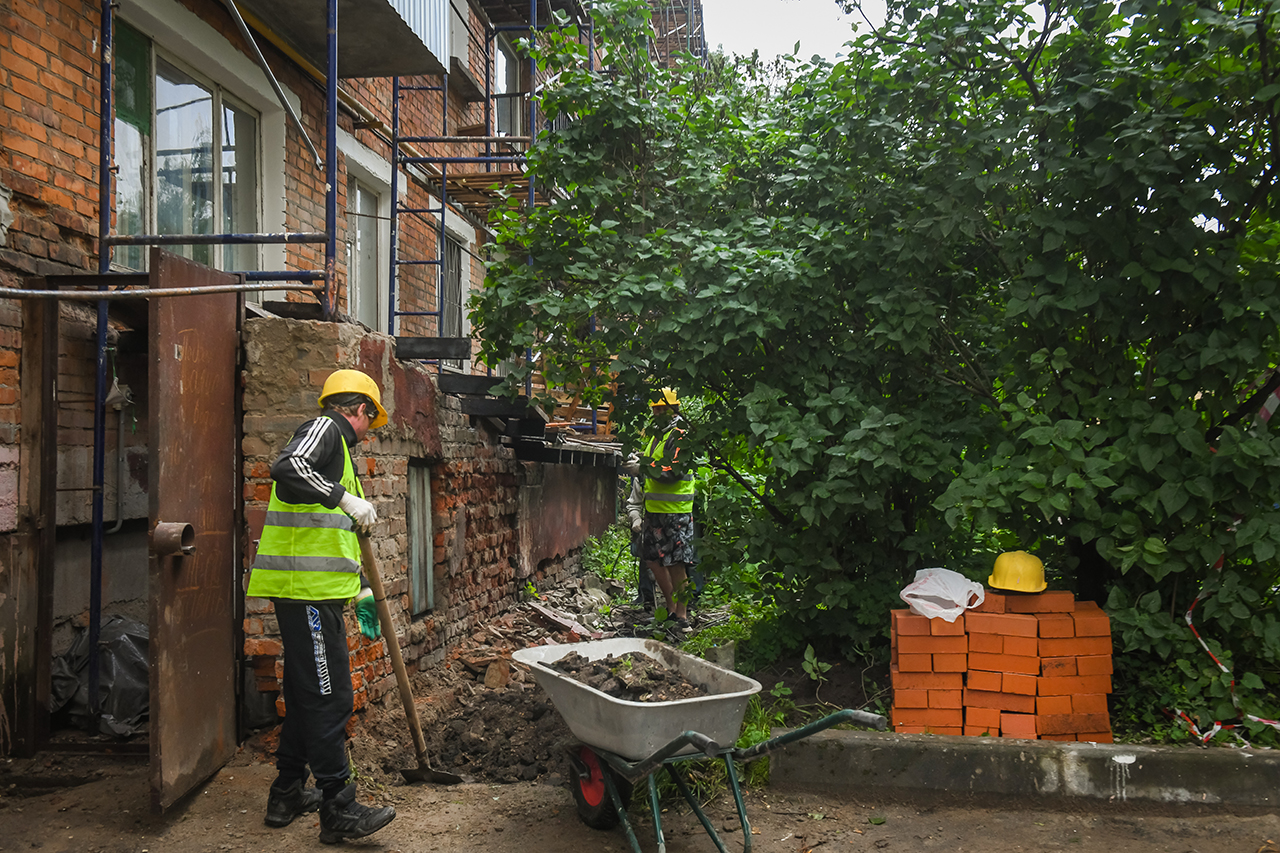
left=512, top=638, right=888, bottom=853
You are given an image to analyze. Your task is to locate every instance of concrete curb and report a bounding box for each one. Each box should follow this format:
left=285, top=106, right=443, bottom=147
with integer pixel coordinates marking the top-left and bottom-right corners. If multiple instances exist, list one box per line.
left=769, top=729, right=1280, bottom=808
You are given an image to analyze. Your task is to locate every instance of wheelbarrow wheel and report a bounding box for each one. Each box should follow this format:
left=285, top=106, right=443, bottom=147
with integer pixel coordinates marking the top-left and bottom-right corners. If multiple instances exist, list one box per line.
left=570, top=745, right=633, bottom=830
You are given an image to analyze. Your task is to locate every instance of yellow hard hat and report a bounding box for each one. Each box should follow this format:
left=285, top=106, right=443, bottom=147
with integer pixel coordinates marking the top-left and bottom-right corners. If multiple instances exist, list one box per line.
left=651, top=388, right=679, bottom=408
left=318, top=369, right=388, bottom=429
left=988, top=551, right=1047, bottom=593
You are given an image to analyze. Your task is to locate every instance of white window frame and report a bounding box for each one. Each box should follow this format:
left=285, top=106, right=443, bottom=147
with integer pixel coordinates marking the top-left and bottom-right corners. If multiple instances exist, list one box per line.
left=119, top=0, right=291, bottom=286
left=339, top=128, right=393, bottom=333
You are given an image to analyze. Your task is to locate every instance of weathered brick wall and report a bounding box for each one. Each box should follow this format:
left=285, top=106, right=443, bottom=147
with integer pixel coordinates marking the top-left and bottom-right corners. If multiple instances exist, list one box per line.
left=241, top=317, right=589, bottom=716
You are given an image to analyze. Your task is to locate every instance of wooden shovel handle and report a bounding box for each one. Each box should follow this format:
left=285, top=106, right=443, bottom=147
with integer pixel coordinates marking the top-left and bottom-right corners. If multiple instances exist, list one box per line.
left=358, top=535, right=430, bottom=764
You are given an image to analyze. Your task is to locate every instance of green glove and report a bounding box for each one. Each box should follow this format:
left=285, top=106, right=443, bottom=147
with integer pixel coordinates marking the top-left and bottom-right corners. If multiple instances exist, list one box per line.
left=354, top=589, right=381, bottom=640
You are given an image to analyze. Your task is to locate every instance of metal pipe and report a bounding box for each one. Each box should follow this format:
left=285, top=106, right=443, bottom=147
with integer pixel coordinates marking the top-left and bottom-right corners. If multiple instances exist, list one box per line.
left=104, top=231, right=327, bottom=246
left=323, top=0, right=338, bottom=319
left=0, top=282, right=325, bottom=300
left=219, top=0, right=323, bottom=170
left=389, top=76, right=401, bottom=335
left=90, top=0, right=114, bottom=722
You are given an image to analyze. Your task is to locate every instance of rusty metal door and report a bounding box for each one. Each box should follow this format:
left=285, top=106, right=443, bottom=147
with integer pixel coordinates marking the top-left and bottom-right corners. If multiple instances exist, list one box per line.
left=148, top=251, right=240, bottom=811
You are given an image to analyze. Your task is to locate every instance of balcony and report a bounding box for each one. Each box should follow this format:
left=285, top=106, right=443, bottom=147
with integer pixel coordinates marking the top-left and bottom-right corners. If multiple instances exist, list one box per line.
left=234, top=0, right=449, bottom=77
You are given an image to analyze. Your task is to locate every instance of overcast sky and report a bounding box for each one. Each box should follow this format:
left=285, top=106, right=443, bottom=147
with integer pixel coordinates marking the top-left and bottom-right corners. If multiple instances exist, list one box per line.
left=698, top=0, right=885, bottom=63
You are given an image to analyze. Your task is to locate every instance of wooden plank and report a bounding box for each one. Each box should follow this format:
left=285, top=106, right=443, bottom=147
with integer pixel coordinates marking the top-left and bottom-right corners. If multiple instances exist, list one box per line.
left=437, top=373, right=504, bottom=396
left=395, top=336, right=472, bottom=360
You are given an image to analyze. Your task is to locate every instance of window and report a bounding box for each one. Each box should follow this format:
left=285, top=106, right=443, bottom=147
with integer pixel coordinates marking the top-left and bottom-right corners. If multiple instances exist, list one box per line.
left=113, top=19, right=260, bottom=273
left=346, top=177, right=382, bottom=330
left=494, top=37, right=525, bottom=137
left=440, top=235, right=465, bottom=369
left=407, top=462, right=434, bottom=615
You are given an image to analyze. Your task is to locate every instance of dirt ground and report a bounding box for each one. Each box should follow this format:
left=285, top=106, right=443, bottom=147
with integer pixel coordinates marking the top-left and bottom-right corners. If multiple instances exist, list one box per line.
left=5, top=587, right=1277, bottom=852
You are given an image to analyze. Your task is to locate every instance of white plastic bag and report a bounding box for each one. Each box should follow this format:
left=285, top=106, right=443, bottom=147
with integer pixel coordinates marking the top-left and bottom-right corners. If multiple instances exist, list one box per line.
left=898, top=568, right=985, bottom=622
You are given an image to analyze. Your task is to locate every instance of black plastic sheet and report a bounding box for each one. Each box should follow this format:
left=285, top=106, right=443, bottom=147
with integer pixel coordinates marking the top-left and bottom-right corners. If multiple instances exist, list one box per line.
left=50, top=615, right=149, bottom=737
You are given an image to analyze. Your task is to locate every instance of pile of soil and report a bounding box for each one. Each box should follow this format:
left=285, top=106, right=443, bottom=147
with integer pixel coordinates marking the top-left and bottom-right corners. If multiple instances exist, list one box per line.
left=550, top=651, right=708, bottom=702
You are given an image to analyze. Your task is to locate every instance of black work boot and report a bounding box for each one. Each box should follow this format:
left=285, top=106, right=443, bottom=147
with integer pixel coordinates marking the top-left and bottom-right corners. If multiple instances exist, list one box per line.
left=318, top=782, right=396, bottom=844
left=264, top=779, right=322, bottom=827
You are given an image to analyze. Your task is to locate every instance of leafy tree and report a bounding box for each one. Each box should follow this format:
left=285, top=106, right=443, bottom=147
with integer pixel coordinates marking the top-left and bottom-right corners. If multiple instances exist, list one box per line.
left=476, top=0, right=1280, bottom=741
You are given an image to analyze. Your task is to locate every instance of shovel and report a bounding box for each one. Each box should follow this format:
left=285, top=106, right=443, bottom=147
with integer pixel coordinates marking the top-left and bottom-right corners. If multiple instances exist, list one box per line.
left=358, top=535, right=463, bottom=785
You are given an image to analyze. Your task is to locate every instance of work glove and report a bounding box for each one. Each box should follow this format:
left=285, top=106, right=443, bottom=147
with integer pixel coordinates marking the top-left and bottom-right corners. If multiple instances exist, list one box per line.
left=354, top=588, right=381, bottom=640
left=338, top=491, right=377, bottom=535
left=631, top=518, right=643, bottom=535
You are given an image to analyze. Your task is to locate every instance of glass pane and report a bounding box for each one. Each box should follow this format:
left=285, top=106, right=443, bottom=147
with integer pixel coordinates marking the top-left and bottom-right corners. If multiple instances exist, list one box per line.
left=155, top=59, right=213, bottom=266
left=222, top=99, right=258, bottom=271
left=113, top=118, right=147, bottom=271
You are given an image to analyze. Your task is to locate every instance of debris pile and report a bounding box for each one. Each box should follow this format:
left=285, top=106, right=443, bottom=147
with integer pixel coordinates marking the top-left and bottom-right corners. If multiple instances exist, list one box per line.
left=549, top=651, right=708, bottom=702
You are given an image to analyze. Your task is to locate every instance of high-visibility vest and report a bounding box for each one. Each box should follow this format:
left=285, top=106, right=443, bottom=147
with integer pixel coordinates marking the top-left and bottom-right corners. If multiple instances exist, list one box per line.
left=644, top=431, right=696, bottom=514
left=247, top=437, right=363, bottom=601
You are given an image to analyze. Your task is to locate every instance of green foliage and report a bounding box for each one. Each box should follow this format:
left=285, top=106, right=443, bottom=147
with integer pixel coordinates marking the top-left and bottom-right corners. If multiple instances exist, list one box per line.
left=581, top=523, right=638, bottom=590
left=478, top=0, right=1280, bottom=737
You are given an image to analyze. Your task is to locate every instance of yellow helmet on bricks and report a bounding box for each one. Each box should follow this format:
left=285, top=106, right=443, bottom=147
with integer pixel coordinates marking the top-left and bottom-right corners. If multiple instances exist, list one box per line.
left=318, top=369, right=388, bottom=429
left=988, top=551, right=1047, bottom=593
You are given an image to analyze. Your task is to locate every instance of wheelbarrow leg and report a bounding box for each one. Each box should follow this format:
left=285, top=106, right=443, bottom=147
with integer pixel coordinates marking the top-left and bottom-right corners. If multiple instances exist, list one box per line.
left=647, top=774, right=667, bottom=853
left=603, top=768, right=646, bottom=853
left=724, top=756, right=752, bottom=853
left=666, top=765, right=730, bottom=853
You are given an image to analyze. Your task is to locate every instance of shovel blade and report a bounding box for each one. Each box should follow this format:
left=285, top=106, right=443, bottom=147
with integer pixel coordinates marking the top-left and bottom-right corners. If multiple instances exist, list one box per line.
left=401, top=765, right=464, bottom=785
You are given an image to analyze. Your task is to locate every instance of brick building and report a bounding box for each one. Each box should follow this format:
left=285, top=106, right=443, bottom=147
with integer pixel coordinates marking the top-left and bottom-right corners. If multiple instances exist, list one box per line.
left=0, top=0, right=618, bottom=807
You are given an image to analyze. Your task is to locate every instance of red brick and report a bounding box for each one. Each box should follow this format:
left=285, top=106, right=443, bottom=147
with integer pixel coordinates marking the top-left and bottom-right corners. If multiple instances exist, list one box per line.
left=1037, top=694, right=1073, bottom=715
left=1038, top=635, right=1112, bottom=657
left=1000, top=713, right=1037, bottom=738
left=897, top=634, right=968, bottom=654
left=1038, top=675, right=1113, bottom=696
left=969, top=652, right=1040, bottom=675
left=1040, top=733, right=1076, bottom=742
left=1002, top=672, right=1038, bottom=696
left=1077, top=731, right=1113, bottom=743
left=1037, top=613, right=1076, bottom=638
left=891, top=609, right=931, bottom=635
left=973, top=591, right=1008, bottom=613
left=894, top=688, right=928, bottom=708
left=965, top=612, right=1039, bottom=637
left=1037, top=713, right=1110, bottom=736
left=932, top=653, right=968, bottom=673
left=1072, top=693, right=1109, bottom=715
left=930, top=615, right=966, bottom=635
left=966, top=670, right=1002, bottom=692
left=1003, top=635, right=1039, bottom=657
left=891, top=707, right=964, bottom=728
left=968, top=632, right=1004, bottom=654
left=1075, top=654, right=1113, bottom=676
left=1072, top=610, right=1112, bottom=637
left=891, top=669, right=964, bottom=690
left=1074, top=599, right=1103, bottom=612
left=244, top=637, right=283, bottom=657
left=929, top=689, right=963, bottom=709
left=1005, top=590, right=1075, bottom=613
left=896, top=725, right=963, bottom=735
left=964, top=689, right=1036, bottom=713
left=896, top=653, right=932, bottom=672
left=966, top=706, right=1002, bottom=728
left=1040, top=656, right=1077, bottom=677
left=964, top=726, right=996, bottom=737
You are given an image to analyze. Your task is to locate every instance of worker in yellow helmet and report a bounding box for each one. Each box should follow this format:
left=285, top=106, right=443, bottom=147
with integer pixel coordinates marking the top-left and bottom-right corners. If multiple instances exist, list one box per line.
left=246, top=368, right=395, bottom=843
left=638, top=388, right=698, bottom=632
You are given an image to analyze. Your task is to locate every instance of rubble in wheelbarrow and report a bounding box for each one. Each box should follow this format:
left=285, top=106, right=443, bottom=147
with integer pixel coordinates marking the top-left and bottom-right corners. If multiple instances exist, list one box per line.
left=358, top=575, right=731, bottom=788
left=549, top=651, right=709, bottom=702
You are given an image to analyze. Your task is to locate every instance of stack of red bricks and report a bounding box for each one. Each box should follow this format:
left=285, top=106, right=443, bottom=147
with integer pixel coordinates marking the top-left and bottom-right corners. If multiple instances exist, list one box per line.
left=890, top=589, right=1113, bottom=742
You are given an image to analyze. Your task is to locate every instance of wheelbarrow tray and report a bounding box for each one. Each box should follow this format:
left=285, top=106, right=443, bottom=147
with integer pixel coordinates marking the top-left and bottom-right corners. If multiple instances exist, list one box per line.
left=513, top=638, right=762, bottom=760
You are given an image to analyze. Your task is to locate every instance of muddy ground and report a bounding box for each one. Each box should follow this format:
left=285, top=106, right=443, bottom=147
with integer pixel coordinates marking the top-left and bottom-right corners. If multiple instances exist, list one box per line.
left=3, top=586, right=1277, bottom=852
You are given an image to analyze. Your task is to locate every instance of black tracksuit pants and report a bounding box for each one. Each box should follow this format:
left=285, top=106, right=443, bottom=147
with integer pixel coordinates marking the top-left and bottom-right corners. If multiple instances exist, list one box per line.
left=273, top=599, right=353, bottom=796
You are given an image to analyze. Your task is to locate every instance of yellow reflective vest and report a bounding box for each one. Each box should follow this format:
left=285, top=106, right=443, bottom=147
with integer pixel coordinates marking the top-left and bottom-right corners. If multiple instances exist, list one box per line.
left=247, top=436, right=363, bottom=601
left=644, top=430, right=696, bottom=514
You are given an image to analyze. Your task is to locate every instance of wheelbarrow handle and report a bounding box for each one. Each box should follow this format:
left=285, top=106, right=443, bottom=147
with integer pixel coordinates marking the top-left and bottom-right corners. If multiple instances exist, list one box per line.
left=732, top=708, right=887, bottom=762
